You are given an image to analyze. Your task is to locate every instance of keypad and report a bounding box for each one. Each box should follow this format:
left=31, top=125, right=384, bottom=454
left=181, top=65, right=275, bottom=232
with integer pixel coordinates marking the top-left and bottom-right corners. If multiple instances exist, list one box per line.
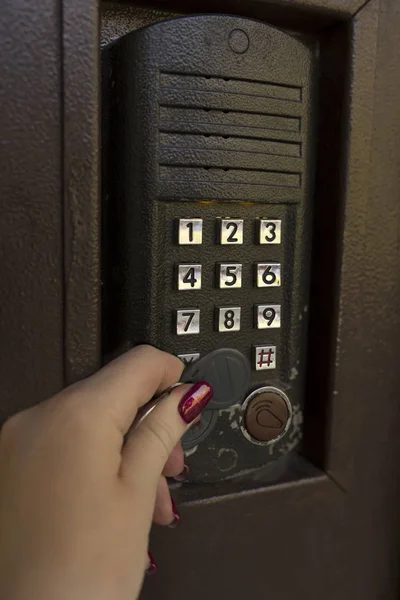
left=174, top=217, right=283, bottom=371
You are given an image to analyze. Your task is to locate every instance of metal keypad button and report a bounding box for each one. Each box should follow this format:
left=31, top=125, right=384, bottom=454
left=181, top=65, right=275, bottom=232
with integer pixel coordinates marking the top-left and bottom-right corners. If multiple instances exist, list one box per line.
left=255, top=305, right=281, bottom=329
left=178, top=218, right=202, bottom=245
left=256, top=262, right=281, bottom=287
left=258, top=219, right=282, bottom=244
left=217, top=307, right=241, bottom=332
left=218, top=263, right=242, bottom=289
left=178, top=353, right=200, bottom=365
left=254, top=345, right=276, bottom=370
left=176, top=309, right=200, bottom=335
left=177, top=264, right=202, bottom=290
left=219, top=218, right=243, bottom=244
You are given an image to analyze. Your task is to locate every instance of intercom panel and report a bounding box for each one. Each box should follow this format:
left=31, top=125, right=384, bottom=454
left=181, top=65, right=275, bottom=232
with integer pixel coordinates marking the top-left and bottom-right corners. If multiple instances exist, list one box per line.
left=103, top=15, right=316, bottom=482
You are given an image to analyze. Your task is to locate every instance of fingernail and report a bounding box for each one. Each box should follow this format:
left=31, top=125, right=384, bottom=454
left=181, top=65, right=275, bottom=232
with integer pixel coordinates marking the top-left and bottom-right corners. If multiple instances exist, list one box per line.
left=178, top=381, right=213, bottom=424
left=174, top=464, right=189, bottom=482
left=168, top=498, right=181, bottom=528
left=146, top=551, right=157, bottom=576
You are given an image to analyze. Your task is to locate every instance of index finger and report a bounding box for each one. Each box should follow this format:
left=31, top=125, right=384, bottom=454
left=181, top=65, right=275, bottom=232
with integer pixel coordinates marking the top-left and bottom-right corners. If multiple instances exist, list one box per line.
left=72, top=345, right=185, bottom=434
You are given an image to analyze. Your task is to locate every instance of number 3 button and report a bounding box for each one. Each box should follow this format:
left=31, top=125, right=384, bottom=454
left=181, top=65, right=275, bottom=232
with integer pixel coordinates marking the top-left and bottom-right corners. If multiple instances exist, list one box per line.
left=258, top=219, right=281, bottom=244
left=256, top=263, right=281, bottom=287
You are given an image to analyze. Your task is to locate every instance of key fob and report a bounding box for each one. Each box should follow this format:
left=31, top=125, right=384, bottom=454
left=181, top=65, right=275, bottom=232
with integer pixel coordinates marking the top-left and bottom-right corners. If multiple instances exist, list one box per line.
left=181, top=348, right=251, bottom=410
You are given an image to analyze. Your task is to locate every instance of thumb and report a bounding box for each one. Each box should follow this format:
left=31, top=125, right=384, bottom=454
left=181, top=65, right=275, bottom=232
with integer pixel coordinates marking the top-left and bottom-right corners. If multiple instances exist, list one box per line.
left=120, top=382, right=213, bottom=489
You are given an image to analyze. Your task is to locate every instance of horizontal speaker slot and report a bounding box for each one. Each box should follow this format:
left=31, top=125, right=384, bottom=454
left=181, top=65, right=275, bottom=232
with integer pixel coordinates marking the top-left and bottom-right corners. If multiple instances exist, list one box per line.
left=159, top=147, right=302, bottom=172
left=159, top=71, right=302, bottom=102
left=158, top=121, right=301, bottom=142
left=159, top=88, right=303, bottom=117
left=159, top=106, right=300, bottom=133
left=159, top=165, right=301, bottom=188
left=159, top=132, right=301, bottom=157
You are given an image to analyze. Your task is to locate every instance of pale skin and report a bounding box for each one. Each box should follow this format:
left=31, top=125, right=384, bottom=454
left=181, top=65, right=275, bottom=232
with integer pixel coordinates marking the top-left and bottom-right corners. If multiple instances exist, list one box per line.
left=0, top=345, right=203, bottom=600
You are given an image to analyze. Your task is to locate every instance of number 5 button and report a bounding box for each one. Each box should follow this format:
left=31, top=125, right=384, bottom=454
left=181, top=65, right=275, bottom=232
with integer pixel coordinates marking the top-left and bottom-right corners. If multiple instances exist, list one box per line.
left=258, top=219, right=281, bottom=244
left=256, top=263, right=281, bottom=287
left=218, top=263, right=242, bottom=288
left=178, top=264, right=201, bottom=290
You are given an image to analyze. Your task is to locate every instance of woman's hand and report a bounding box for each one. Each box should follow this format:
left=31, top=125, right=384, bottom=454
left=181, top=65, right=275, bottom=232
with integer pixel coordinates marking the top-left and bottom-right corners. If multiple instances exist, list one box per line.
left=0, top=345, right=213, bottom=600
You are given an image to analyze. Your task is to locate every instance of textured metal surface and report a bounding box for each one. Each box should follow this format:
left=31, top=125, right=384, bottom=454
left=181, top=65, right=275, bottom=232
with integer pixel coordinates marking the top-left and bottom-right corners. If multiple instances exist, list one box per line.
left=0, top=0, right=64, bottom=419
left=1, top=0, right=400, bottom=599
left=63, top=0, right=102, bottom=383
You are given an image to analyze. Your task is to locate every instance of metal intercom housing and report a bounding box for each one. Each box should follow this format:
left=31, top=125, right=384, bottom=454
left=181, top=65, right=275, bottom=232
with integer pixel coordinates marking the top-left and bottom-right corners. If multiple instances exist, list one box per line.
left=102, top=15, right=316, bottom=482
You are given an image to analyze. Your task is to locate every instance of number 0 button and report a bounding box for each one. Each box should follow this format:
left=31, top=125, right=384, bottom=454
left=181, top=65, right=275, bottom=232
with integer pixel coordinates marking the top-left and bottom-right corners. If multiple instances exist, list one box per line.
left=178, top=218, right=202, bottom=245
left=258, top=219, right=281, bottom=244
left=217, top=307, right=241, bottom=332
left=218, top=263, right=242, bottom=288
left=178, top=264, right=201, bottom=290
left=256, top=263, right=281, bottom=287
left=176, top=309, right=200, bottom=335
left=219, top=219, right=243, bottom=244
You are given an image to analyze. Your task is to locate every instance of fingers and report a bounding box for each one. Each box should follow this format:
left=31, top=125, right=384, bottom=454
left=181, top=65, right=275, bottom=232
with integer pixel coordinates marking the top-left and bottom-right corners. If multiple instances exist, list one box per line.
left=64, top=346, right=184, bottom=435
left=162, top=443, right=185, bottom=478
left=152, top=477, right=180, bottom=527
left=120, top=381, right=213, bottom=492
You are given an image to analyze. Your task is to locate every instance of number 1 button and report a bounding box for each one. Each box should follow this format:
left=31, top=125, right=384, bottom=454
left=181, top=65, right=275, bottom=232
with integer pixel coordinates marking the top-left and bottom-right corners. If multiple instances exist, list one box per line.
left=176, top=309, right=200, bottom=335
left=178, top=218, right=202, bottom=245
left=219, top=219, right=243, bottom=244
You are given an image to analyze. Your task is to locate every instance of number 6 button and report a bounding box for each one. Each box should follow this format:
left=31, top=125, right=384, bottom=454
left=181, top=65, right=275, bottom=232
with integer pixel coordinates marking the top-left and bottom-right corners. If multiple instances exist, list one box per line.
left=256, top=263, right=281, bottom=287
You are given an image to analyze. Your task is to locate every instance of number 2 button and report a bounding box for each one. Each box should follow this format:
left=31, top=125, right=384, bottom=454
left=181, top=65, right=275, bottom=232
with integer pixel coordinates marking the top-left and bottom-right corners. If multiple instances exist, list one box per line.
left=219, top=219, right=243, bottom=244
left=178, top=264, right=201, bottom=290
left=258, top=219, right=281, bottom=244
left=256, top=263, right=281, bottom=287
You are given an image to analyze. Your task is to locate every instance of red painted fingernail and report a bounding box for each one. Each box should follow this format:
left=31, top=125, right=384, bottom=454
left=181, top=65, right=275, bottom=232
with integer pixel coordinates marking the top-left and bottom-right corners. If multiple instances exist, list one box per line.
left=168, top=498, right=181, bottom=528
left=174, top=464, right=189, bottom=482
left=146, top=551, right=157, bottom=576
left=178, top=382, right=213, bottom=424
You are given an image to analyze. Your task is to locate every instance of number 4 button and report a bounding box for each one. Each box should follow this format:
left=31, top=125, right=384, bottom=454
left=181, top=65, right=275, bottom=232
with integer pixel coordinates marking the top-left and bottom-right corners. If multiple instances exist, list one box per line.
left=178, top=264, right=201, bottom=290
